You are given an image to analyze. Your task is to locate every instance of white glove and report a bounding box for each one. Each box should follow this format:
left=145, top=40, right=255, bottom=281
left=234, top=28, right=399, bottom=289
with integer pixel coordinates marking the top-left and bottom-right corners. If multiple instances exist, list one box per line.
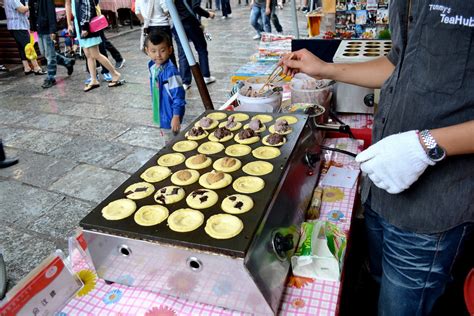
left=355, top=130, right=435, bottom=194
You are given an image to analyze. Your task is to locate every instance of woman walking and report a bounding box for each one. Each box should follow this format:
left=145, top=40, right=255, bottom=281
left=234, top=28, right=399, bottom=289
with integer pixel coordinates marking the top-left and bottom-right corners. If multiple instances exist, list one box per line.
left=65, top=0, right=123, bottom=92
left=4, top=0, right=45, bottom=75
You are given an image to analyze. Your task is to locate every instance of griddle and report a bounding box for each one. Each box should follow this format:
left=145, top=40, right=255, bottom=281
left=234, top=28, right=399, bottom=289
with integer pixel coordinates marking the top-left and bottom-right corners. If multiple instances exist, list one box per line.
left=80, top=111, right=309, bottom=258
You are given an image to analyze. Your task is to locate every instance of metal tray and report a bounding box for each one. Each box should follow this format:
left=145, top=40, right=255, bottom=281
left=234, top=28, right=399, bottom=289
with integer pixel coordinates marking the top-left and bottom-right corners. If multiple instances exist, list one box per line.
left=80, top=111, right=309, bottom=258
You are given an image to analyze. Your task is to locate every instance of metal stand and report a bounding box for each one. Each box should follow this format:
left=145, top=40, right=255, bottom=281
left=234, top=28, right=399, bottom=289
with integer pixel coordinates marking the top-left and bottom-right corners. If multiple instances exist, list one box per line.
left=290, top=0, right=300, bottom=39
left=165, top=0, right=214, bottom=110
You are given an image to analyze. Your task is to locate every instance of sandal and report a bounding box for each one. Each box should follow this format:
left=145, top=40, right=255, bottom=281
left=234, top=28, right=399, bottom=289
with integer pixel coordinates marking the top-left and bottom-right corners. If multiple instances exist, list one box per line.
left=84, top=83, right=100, bottom=92
left=108, top=80, right=125, bottom=88
left=24, top=69, right=34, bottom=75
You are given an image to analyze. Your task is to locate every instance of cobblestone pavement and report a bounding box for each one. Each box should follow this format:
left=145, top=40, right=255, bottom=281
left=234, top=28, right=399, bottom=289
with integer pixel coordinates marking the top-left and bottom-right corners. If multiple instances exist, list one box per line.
left=0, top=4, right=307, bottom=289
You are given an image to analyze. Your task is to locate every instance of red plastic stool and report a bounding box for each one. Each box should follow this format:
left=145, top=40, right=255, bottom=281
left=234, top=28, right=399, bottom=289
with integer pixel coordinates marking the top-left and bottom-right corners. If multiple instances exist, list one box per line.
left=465, top=268, right=474, bottom=315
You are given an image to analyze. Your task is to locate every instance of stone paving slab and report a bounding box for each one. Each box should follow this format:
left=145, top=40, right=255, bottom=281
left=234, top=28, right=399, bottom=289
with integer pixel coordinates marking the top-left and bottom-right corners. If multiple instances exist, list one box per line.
left=0, top=96, right=75, bottom=114
left=27, top=197, right=94, bottom=241
left=115, top=126, right=167, bottom=150
left=0, top=149, right=77, bottom=188
left=0, top=180, right=64, bottom=225
left=61, top=101, right=117, bottom=119
left=65, top=117, right=131, bottom=140
left=5, top=129, right=74, bottom=154
left=0, top=108, right=37, bottom=125
left=0, top=224, right=58, bottom=290
left=49, top=164, right=129, bottom=203
left=50, top=136, right=132, bottom=168
left=16, top=113, right=78, bottom=133
left=111, top=147, right=158, bottom=174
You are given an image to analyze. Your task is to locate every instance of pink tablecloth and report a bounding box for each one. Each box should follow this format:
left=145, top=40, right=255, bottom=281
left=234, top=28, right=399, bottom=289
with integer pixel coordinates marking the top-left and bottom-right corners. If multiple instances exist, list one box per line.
left=99, top=0, right=132, bottom=13
left=62, top=138, right=363, bottom=316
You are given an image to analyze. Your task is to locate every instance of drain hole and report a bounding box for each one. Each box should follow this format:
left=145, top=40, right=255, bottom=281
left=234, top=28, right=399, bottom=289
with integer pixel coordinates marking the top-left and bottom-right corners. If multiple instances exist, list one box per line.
left=187, top=257, right=203, bottom=271
left=119, top=245, right=131, bottom=256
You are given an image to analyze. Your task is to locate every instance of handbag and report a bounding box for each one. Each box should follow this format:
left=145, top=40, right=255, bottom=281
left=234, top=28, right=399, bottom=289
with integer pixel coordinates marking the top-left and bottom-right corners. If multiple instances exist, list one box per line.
left=140, top=0, right=155, bottom=51
left=89, top=1, right=109, bottom=33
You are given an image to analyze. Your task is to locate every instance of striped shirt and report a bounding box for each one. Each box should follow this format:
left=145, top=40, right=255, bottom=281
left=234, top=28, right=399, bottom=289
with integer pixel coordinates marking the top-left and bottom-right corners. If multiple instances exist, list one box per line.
left=4, top=0, right=30, bottom=30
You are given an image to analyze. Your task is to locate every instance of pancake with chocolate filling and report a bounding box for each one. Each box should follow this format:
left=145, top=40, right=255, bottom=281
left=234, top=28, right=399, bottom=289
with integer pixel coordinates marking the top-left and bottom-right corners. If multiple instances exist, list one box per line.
left=168, top=208, right=204, bottom=232
left=134, top=205, right=169, bottom=226
left=251, top=114, right=273, bottom=124
left=170, top=169, right=200, bottom=186
left=186, top=189, right=218, bottom=209
left=140, top=166, right=172, bottom=183
left=269, top=119, right=293, bottom=135
left=185, top=154, right=213, bottom=169
left=252, top=146, right=281, bottom=160
left=225, top=144, right=252, bottom=157
left=158, top=153, right=186, bottom=167
left=228, top=113, right=250, bottom=122
left=242, top=161, right=274, bottom=176
left=213, top=157, right=242, bottom=172
left=102, top=199, right=136, bottom=220
left=243, top=119, right=266, bottom=133
left=199, top=170, right=232, bottom=189
left=262, top=133, right=286, bottom=147
left=154, top=186, right=185, bottom=204
left=208, top=127, right=234, bottom=142
left=207, top=112, right=228, bottom=121
left=218, top=116, right=242, bottom=131
left=172, top=140, right=198, bottom=152
left=234, top=128, right=260, bottom=144
left=205, top=214, right=244, bottom=239
left=124, top=182, right=155, bottom=200
left=221, top=194, right=254, bottom=214
left=198, top=141, right=225, bottom=155
left=195, top=117, right=218, bottom=130
left=185, top=126, right=209, bottom=140
left=233, top=176, right=265, bottom=194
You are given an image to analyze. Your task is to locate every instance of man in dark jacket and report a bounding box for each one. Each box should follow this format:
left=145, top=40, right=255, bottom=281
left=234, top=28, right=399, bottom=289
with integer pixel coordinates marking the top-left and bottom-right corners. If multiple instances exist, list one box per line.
left=172, top=0, right=216, bottom=90
left=30, top=0, right=74, bottom=88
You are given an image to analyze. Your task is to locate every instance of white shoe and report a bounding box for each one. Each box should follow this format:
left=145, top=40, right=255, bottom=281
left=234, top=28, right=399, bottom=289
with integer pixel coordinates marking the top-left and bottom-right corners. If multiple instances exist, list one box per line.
left=221, top=16, right=227, bottom=19
left=204, top=76, right=216, bottom=84
left=183, top=83, right=191, bottom=90
left=228, top=14, right=232, bottom=18
left=253, top=34, right=261, bottom=40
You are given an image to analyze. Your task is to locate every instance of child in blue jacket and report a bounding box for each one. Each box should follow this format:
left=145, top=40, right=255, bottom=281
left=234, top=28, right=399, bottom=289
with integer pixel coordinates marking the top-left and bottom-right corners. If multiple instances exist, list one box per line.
left=145, top=31, right=186, bottom=139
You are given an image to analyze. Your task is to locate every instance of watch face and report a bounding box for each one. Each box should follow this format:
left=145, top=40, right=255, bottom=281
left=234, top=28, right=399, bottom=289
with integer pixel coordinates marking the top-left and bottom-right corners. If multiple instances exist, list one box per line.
left=428, top=146, right=446, bottom=162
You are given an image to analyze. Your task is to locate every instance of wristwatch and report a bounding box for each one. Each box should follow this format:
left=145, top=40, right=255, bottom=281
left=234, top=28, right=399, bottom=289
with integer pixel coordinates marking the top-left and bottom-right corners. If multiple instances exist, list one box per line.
left=419, top=129, right=446, bottom=162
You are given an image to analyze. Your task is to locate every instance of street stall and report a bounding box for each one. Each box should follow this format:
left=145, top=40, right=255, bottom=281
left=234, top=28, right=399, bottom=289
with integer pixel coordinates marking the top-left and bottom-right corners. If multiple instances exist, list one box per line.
left=0, top=3, right=379, bottom=316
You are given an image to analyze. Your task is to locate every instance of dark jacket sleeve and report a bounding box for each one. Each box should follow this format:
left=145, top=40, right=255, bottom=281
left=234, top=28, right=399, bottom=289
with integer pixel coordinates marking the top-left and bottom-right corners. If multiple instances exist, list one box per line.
left=190, top=0, right=209, bottom=18
left=28, top=0, right=38, bottom=32
left=46, top=0, right=57, bottom=34
left=80, top=0, right=92, bottom=29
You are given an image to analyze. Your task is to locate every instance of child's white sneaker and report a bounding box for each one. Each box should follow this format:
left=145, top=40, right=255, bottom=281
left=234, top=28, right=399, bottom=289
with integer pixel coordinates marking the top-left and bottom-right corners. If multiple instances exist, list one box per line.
left=253, top=34, right=261, bottom=40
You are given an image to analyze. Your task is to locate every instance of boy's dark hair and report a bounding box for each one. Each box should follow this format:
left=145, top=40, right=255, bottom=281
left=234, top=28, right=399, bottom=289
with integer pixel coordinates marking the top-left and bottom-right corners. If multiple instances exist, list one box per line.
left=145, top=31, right=172, bottom=48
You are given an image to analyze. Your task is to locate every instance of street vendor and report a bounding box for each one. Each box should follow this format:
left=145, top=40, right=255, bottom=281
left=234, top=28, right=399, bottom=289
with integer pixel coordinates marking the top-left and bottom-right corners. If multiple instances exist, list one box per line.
left=280, top=1, right=473, bottom=315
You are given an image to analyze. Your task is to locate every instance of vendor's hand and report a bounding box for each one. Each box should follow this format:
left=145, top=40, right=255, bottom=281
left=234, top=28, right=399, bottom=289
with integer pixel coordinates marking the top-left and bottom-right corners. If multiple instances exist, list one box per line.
left=208, top=11, right=216, bottom=19
left=355, top=130, right=435, bottom=194
left=279, top=49, right=329, bottom=79
left=171, top=116, right=181, bottom=133
left=81, top=30, right=88, bottom=38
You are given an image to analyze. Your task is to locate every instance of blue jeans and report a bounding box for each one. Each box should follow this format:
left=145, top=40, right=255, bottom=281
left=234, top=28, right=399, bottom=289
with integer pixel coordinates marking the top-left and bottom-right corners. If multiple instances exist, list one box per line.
left=364, top=206, right=472, bottom=316
left=250, top=4, right=271, bottom=35
left=37, top=34, right=57, bottom=80
left=172, top=20, right=211, bottom=85
left=215, top=0, right=221, bottom=10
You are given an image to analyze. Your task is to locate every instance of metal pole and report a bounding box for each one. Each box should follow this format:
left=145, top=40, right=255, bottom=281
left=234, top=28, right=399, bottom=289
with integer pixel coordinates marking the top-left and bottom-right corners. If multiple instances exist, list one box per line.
left=165, top=0, right=214, bottom=110
left=290, top=0, right=300, bottom=39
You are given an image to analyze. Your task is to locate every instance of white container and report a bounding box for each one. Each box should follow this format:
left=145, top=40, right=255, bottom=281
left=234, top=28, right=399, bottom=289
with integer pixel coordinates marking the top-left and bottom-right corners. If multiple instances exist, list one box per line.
left=236, top=83, right=282, bottom=113
left=290, top=74, right=334, bottom=111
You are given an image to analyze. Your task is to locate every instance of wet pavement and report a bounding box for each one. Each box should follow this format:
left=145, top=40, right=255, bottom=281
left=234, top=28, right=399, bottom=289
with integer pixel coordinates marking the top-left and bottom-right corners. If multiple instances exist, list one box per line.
left=0, top=4, right=307, bottom=289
